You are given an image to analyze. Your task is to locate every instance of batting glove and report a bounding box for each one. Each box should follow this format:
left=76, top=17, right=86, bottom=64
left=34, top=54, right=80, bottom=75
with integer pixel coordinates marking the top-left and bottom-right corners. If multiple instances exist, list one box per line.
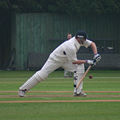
left=93, top=54, right=101, bottom=63
left=86, top=60, right=96, bottom=66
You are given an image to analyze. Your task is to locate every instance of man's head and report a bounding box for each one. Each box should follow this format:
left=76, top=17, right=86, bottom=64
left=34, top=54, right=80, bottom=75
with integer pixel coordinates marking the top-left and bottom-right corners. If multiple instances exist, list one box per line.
left=67, top=33, right=72, bottom=40
left=75, top=31, right=87, bottom=44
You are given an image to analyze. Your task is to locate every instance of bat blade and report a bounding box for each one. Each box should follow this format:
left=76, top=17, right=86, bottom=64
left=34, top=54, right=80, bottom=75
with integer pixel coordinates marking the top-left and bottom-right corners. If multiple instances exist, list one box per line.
left=76, top=65, right=91, bottom=89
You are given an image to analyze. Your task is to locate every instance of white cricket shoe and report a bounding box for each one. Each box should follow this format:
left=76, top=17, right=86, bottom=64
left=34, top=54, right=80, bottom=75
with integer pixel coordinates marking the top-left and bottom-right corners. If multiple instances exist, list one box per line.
left=18, top=89, right=27, bottom=97
left=74, top=91, right=87, bottom=97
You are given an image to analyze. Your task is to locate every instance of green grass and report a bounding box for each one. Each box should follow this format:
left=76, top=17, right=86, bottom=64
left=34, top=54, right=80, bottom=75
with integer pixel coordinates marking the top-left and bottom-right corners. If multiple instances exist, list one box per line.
left=0, top=102, right=120, bottom=120
left=0, top=70, right=120, bottom=120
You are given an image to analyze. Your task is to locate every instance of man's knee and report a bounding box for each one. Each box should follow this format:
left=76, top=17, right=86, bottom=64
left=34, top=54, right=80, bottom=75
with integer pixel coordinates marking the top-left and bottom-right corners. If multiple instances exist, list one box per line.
left=74, top=64, right=85, bottom=79
left=77, top=64, right=85, bottom=73
left=35, top=70, right=48, bottom=81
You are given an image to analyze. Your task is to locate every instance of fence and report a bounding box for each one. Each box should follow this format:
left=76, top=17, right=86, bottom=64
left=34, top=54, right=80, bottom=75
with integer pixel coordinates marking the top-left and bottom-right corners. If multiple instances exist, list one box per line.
left=10, top=13, right=120, bottom=70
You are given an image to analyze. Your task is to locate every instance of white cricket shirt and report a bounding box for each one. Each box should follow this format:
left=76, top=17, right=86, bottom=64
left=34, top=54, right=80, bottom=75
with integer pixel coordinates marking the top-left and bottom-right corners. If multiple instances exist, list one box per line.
left=50, top=37, right=92, bottom=62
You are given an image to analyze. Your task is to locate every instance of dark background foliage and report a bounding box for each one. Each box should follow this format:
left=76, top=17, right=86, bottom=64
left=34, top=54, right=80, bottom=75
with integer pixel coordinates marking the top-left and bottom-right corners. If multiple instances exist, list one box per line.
left=0, top=0, right=120, bottom=14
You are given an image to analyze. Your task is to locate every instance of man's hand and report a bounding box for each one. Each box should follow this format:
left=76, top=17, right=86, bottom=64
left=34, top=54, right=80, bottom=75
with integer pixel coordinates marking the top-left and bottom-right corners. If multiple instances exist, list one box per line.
left=93, top=54, right=101, bottom=63
left=86, top=60, right=96, bottom=66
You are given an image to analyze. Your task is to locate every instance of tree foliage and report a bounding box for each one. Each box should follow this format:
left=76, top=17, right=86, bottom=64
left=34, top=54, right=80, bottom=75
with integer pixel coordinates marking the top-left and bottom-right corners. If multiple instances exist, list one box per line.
left=0, top=0, right=120, bottom=14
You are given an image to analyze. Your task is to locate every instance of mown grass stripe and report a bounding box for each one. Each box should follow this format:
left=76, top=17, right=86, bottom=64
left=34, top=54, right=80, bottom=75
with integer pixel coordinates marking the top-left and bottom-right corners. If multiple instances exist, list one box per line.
left=0, top=91, right=120, bottom=93
left=1, top=100, right=120, bottom=103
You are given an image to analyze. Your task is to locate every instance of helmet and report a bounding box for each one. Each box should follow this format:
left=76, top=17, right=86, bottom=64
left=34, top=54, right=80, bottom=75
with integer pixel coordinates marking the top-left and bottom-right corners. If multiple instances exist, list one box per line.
left=75, top=31, right=87, bottom=39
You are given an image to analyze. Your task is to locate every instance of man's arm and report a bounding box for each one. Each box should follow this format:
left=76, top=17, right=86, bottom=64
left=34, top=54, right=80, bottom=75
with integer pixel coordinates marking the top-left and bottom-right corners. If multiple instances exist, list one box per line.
left=72, top=60, right=94, bottom=65
left=72, top=42, right=97, bottom=65
left=72, top=42, right=101, bottom=65
left=90, top=42, right=97, bottom=55
left=90, top=42, right=101, bottom=62
left=72, top=60, right=86, bottom=64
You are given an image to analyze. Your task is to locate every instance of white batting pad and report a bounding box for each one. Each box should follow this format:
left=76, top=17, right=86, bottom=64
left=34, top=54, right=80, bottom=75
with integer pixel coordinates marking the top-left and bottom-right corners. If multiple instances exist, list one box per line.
left=19, top=72, right=43, bottom=91
left=73, top=64, right=85, bottom=94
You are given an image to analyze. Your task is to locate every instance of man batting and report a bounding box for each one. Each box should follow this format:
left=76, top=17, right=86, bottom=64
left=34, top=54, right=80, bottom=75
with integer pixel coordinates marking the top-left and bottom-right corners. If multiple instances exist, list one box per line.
left=18, top=31, right=101, bottom=97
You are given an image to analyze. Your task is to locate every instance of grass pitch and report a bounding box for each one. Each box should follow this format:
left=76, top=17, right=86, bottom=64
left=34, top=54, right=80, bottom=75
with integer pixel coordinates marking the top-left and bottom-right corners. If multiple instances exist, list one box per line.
left=0, top=70, right=120, bottom=120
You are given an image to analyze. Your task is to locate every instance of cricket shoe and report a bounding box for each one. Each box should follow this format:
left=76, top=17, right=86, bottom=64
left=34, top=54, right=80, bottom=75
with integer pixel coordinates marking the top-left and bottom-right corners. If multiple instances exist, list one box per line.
left=18, top=89, right=27, bottom=97
left=74, top=91, right=87, bottom=97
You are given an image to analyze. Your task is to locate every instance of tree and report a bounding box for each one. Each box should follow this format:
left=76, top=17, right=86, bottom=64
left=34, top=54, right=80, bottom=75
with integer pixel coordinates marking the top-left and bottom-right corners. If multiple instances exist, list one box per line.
left=0, top=0, right=120, bottom=14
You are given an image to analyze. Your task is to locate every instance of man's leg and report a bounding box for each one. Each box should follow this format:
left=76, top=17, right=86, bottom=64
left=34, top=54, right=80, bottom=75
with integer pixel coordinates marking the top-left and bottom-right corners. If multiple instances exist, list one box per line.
left=62, top=62, right=86, bottom=96
left=18, top=58, right=62, bottom=97
left=73, top=64, right=87, bottom=97
left=18, top=70, right=47, bottom=97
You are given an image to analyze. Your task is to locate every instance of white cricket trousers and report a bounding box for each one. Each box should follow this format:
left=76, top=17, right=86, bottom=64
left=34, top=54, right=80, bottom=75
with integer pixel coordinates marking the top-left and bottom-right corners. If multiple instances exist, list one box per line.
left=19, top=56, right=85, bottom=93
